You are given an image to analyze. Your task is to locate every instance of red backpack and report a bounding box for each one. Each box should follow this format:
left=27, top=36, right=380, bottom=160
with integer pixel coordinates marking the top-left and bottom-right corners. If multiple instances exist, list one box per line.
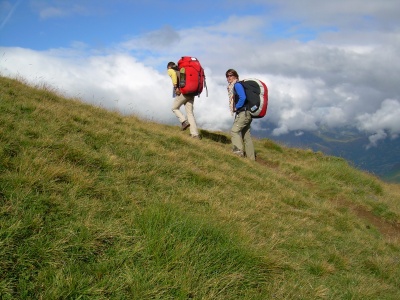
left=177, top=56, right=208, bottom=97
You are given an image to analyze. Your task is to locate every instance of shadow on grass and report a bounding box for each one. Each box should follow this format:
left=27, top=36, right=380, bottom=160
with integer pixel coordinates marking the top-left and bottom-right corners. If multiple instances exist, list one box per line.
left=200, top=129, right=230, bottom=144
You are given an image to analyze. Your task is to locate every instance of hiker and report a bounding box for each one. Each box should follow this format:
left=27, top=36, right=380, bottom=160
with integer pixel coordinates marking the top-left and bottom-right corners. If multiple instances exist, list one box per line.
left=167, top=61, right=201, bottom=139
left=226, top=69, right=255, bottom=160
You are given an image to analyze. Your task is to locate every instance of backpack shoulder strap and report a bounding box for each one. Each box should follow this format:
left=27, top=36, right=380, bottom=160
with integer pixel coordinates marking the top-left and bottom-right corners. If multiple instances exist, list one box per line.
left=236, top=81, right=250, bottom=107
left=175, top=69, right=180, bottom=86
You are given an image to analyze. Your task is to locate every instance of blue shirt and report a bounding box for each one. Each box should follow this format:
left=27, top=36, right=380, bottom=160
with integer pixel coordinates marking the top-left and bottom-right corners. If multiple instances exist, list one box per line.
left=234, top=82, right=246, bottom=110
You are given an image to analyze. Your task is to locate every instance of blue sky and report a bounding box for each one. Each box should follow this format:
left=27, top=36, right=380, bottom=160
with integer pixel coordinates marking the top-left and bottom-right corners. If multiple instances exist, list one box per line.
left=1, top=1, right=271, bottom=50
left=1, top=0, right=400, bottom=147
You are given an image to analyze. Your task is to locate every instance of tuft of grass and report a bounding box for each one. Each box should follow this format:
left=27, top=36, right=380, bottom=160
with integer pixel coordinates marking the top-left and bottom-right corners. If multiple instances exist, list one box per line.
left=129, top=202, right=276, bottom=299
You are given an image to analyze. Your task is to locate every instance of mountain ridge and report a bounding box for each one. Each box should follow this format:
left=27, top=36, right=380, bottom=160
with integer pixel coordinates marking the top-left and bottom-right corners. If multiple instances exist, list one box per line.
left=254, top=125, right=400, bottom=183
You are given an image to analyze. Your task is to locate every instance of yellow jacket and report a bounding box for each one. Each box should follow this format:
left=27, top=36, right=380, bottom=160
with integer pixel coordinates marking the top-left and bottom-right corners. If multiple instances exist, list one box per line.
left=167, top=68, right=178, bottom=86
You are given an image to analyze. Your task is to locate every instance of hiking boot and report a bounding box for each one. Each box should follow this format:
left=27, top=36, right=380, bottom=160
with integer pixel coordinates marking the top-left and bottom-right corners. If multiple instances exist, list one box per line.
left=181, top=120, right=190, bottom=131
left=232, top=149, right=244, bottom=157
left=191, top=134, right=202, bottom=140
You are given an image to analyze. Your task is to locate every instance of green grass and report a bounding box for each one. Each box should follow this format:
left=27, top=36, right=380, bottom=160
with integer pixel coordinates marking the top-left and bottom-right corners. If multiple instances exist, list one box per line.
left=1, top=75, right=400, bottom=299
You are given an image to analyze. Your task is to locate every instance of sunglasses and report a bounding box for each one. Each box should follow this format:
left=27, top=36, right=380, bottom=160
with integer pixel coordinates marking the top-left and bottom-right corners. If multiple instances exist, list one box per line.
left=226, top=74, right=235, bottom=78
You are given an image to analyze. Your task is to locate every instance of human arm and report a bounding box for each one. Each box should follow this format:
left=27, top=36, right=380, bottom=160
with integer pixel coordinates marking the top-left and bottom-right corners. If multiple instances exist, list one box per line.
left=167, top=69, right=178, bottom=87
left=167, top=69, right=181, bottom=95
left=234, top=82, right=246, bottom=110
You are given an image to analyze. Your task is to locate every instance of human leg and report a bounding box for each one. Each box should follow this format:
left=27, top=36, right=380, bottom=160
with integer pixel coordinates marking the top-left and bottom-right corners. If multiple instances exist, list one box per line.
left=242, top=111, right=255, bottom=160
left=231, top=112, right=246, bottom=155
left=172, top=94, right=187, bottom=124
left=183, top=96, right=199, bottom=136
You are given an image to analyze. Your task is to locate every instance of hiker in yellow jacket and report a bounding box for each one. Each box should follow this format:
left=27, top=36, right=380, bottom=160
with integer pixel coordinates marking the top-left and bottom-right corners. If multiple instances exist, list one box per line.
left=167, top=61, right=201, bottom=139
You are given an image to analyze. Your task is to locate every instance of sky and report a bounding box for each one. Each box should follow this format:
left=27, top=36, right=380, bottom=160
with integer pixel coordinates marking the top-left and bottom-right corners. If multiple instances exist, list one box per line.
left=1, top=0, right=400, bottom=147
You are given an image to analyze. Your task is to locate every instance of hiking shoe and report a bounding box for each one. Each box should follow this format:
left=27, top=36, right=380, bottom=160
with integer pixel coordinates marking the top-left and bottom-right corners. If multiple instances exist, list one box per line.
left=232, top=149, right=244, bottom=157
left=191, top=134, right=202, bottom=140
left=181, top=120, right=190, bottom=131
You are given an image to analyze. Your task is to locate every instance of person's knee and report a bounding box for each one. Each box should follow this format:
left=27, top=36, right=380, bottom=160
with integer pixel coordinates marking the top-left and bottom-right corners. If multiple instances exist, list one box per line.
left=231, top=125, right=242, bottom=134
left=231, top=131, right=241, bottom=136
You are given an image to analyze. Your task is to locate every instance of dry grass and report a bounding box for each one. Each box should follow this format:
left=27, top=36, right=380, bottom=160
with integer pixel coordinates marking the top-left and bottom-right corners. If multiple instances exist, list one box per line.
left=1, top=75, right=400, bottom=299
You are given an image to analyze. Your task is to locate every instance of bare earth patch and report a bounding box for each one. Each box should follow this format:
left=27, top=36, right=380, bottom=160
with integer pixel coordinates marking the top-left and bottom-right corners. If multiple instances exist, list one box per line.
left=256, top=155, right=400, bottom=240
left=334, top=198, right=400, bottom=239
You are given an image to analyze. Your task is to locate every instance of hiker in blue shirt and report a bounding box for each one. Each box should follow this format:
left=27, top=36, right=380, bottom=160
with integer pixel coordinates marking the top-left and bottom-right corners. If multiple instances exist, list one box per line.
left=226, top=69, right=255, bottom=160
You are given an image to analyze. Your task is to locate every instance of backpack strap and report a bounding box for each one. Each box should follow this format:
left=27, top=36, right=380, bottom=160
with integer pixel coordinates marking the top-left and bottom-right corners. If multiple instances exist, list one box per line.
left=174, top=69, right=180, bottom=87
left=233, top=81, right=248, bottom=105
left=203, top=75, right=208, bottom=97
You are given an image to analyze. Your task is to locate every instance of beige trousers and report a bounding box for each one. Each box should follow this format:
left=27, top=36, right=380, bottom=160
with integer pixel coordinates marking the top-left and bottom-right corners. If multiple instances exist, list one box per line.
left=231, top=110, right=255, bottom=160
left=172, top=94, right=199, bottom=136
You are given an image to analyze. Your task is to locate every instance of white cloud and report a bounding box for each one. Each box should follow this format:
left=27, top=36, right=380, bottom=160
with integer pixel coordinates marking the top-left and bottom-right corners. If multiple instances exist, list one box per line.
left=356, top=99, right=400, bottom=146
left=0, top=47, right=233, bottom=131
left=31, top=1, right=90, bottom=19
left=38, top=6, right=65, bottom=19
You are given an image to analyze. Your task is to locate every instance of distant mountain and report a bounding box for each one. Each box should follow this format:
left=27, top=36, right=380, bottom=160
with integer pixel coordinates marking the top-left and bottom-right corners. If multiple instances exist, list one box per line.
left=383, top=163, right=400, bottom=183
left=254, top=125, right=400, bottom=183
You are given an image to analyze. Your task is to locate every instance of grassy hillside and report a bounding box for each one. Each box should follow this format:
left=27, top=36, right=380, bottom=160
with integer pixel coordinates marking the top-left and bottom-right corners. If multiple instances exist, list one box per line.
left=1, top=75, right=400, bottom=299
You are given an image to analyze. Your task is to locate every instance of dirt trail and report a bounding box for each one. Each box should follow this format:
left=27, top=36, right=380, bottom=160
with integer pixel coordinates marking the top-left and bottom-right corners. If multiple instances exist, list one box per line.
left=256, top=156, right=400, bottom=240
left=334, top=198, right=400, bottom=239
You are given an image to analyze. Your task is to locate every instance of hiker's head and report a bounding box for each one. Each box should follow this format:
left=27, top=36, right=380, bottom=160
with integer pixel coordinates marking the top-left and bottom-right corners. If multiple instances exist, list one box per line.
left=226, top=69, right=239, bottom=82
left=167, top=62, right=178, bottom=70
